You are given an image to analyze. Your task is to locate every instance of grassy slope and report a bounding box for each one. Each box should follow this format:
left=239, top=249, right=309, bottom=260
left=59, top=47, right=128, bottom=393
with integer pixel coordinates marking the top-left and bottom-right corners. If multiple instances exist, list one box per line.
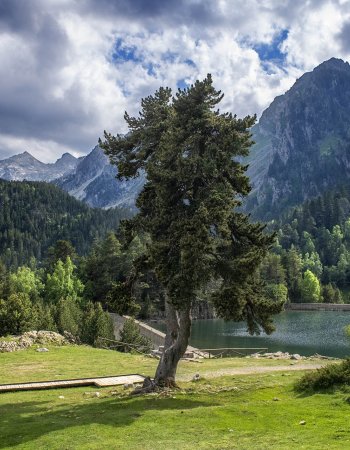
left=0, top=346, right=349, bottom=450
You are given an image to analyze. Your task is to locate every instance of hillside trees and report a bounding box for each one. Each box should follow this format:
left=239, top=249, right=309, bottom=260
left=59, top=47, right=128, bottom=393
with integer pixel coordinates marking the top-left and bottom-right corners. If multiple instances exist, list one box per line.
left=0, top=180, right=129, bottom=268
left=0, top=255, right=114, bottom=341
left=101, top=75, right=283, bottom=387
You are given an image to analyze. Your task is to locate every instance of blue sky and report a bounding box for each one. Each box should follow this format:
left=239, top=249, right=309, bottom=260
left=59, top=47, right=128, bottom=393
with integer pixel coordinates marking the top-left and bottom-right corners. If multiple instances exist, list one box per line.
left=0, top=0, right=349, bottom=162
left=253, top=29, right=289, bottom=65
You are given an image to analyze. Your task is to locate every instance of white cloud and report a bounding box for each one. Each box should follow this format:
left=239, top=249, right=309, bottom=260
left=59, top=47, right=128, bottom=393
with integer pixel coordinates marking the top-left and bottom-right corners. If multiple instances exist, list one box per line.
left=0, top=0, right=349, bottom=162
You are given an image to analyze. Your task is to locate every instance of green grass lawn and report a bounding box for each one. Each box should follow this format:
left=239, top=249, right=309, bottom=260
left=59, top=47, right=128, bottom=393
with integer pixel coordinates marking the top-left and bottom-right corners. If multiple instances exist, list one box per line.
left=0, top=346, right=349, bottom=450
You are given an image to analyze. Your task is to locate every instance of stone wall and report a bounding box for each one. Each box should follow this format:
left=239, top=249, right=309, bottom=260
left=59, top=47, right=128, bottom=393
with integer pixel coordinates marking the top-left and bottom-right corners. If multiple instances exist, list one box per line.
left=109, top=313, right=165, bottom=348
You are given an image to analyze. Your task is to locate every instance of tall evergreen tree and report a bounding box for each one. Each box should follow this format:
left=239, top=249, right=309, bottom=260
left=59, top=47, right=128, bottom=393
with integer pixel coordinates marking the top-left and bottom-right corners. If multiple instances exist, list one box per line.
left=101, top=76, right=282, bottom=387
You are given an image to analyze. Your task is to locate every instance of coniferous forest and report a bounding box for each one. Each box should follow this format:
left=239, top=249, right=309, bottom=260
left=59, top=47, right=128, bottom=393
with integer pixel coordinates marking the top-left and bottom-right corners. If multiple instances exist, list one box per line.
left=0, top=180, right=131, bottom=268
left=260, top=185, right=350, bottom=304
left=1, top=177, right=350, bottom=317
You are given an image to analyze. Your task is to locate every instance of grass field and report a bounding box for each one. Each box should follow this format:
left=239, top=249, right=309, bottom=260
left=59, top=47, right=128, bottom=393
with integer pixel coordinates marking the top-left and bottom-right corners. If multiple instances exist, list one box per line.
left=0, top=345, right=349, bottom=449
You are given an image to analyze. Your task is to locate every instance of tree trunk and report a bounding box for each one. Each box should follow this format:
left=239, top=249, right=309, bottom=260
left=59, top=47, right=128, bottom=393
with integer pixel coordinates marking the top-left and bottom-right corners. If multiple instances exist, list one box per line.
left=154, top=300, right=192, bottom=387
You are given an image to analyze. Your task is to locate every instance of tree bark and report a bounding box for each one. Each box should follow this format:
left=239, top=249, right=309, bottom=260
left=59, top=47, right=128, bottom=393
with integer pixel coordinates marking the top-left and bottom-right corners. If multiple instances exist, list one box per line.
left=154, top=300, right=192, bottom=387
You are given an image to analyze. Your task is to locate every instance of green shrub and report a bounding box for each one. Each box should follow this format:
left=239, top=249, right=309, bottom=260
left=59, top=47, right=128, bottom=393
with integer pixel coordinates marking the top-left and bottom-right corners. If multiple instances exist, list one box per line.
left=295, top=359, right=350, bottom=391
left=0, top=293, right=34, bottom=335
left=119, top=317, right=152, bottom=353
left=55, top=296, right=82, bottom=337
left=345, top=324, right=350, bottom=338
left=81, top=301, right=114, bottom=346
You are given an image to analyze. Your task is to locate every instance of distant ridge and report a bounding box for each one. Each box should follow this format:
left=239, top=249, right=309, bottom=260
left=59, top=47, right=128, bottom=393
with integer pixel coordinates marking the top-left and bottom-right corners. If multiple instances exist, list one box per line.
left=0, top=146, right=144, bottom=210
left=2, top=58, right=350, bottom=217
left=0, top=150, right=79, bottom=182
left=55, top=146, right=145, bottom=210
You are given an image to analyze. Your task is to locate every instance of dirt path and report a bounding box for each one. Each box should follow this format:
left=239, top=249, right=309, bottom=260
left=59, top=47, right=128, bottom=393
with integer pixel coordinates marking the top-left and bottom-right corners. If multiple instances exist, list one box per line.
left=178, top=362, right=328, bottom=381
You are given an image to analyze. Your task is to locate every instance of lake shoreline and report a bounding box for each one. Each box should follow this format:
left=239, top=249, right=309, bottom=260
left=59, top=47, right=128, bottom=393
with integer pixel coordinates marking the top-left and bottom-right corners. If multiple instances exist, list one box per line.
left=285, top=302, right=350, bottom=311
left=152, top=311, right=350, bottom=358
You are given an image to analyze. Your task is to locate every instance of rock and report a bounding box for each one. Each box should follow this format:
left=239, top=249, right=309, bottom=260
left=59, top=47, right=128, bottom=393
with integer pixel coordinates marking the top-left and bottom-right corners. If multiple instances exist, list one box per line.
left=291, top=354, right=301, bottom=360
left=58, top=395, right=65, bottom=399
left=299, top=420, right=306, bottom=425
left=273, top=397, right=280, bottom=401
left=0, top=330, right=75, bottom=353
left=192, top=374, right=200, bottom=382
left=123, top=383, right=134, bottom=389
left=36, top=347, right=49, bottom=352
left=93, top=392, right=100, bottom=398
left=63, top=331, right=78, bottom=344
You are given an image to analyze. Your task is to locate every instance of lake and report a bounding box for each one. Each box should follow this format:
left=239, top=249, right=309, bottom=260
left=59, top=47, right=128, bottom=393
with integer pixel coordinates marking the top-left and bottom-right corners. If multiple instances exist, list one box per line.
left=154, top=311, right=350, bottom=358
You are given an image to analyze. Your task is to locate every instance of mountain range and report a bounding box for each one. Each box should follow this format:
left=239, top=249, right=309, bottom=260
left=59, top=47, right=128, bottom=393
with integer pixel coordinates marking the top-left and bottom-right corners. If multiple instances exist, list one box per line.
left=0, top=151, right=80, bottom=182
left=0, top=146, right=144, bottom=210
left=1, top=57, right=350, bottom=217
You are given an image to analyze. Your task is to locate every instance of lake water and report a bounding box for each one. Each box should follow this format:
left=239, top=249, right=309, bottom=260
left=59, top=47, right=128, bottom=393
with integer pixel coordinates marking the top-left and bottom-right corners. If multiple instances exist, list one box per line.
left=154, top=311, right=350, bottom=358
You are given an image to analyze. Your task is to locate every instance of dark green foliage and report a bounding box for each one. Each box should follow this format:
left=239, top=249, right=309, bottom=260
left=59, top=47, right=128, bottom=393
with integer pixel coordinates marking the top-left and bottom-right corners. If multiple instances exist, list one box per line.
left=105, top=282, right=141, bottom=316
left=0, top=179, right=130, bottom=268
left=81, top=232, right=150, bottom=313
left=322, top=284, right=343, bottom=304
left=295, top=359, right=350, bottom=391
left=260, top=253, right=286, bottom=284
left=119, top=317, right=152, bottom=353
left=101, top=75, right=282, bottom=336
left=31, top=301, right=57, bottom=331
left=82, top=232, right=124, bottom=305
left=271, top=186, right=350, bottom=302
left=47, top=240, right=77, bottom=270
left=81, top=301, right=115, bottom=346
left=0, top=292, right=33, bottom=335
left=0, top=258, right=114, bottom=345
left=55, top=296, right=82, bottom=336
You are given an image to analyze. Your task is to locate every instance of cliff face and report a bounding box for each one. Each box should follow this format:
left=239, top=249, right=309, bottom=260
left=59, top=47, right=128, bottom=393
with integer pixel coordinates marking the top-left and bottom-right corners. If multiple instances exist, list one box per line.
left=246, top=58, right=350, bottom=220
left=56, top=146, right=145, bottom=210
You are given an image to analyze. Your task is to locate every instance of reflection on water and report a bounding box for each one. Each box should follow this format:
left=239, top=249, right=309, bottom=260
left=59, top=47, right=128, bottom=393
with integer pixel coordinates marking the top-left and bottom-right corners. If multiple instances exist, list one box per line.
left=154, top=311, right=350, bottom=358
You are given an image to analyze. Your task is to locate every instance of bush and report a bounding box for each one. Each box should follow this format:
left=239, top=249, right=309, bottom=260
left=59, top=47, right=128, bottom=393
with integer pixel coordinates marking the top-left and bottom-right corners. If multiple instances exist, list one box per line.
left=31, top=301, right=57, bottom=332
left=119, top=317, right=152, bottom=353
left=345, top=324, right=350, bottom=338
left=0, top=293, right=34, bottom=335
left=295, top=359, right=350, bottom=391
left=81, top=301, right=114, bottom=346
left=55, top=296, right=82, bottom=337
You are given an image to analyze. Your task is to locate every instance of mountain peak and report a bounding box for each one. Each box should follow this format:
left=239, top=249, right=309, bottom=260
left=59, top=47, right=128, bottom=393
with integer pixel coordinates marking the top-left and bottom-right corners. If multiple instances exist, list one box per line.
left=0, top=150, right=79, bottom=182
left=247, top=57, right=350, bottom=220
left=9, top=151, right=42, bottom=164
left=316, top=57, right=349, bottom=70
left=55, top=152, right=77, bottom=164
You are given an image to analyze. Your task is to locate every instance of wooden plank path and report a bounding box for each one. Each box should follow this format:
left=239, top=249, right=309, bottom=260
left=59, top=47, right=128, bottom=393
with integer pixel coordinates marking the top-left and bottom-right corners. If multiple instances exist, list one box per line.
left=0, top=374, right=145, bottom=393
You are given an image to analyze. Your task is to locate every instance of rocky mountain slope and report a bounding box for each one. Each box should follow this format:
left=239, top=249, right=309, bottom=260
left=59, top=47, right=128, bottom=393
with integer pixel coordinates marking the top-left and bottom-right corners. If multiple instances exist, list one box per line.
left=55, top=146, right=144, bottom=209
left=2, top=58, right=350, bottom=216
left=0, top=146, right=144, bottom=210
left=246, top=58, right=350, bottom=220
left=0, top=151, right=79, bottom=182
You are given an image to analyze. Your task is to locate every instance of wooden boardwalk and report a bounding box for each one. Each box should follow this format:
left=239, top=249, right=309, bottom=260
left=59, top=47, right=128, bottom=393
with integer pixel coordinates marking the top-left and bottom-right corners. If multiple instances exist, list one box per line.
left=0, top=374, right=145, bottom=393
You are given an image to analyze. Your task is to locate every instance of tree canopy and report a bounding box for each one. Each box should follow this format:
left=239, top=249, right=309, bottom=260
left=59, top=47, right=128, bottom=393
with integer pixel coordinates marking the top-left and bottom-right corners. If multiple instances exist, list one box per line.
left=101, top=75, right=283, bottom=386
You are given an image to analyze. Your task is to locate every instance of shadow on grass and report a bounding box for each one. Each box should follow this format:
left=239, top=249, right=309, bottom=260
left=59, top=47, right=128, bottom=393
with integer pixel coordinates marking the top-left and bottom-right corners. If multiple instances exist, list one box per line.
left=294, top=385, right=350, bottom=398
left=0, top=394, right=215, bottom=448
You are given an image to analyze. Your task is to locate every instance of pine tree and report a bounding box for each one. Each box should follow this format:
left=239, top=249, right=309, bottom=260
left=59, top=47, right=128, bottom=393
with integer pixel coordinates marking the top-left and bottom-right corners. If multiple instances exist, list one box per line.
left=0, top=293, right=33, bottom=335
left=101, top=76, right=282, bottom=387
